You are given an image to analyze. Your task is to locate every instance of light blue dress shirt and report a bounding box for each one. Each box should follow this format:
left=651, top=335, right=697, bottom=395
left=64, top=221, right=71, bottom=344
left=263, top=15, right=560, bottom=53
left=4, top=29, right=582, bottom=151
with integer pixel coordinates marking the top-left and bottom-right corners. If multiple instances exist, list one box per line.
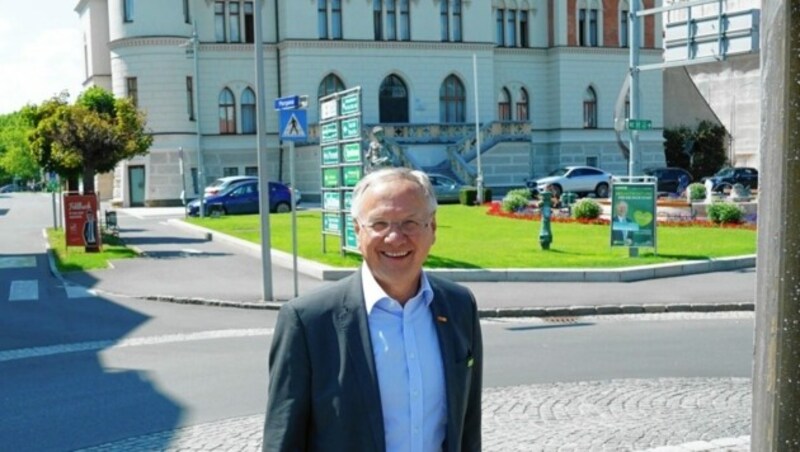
left=362, top=264, right=447, bottom=452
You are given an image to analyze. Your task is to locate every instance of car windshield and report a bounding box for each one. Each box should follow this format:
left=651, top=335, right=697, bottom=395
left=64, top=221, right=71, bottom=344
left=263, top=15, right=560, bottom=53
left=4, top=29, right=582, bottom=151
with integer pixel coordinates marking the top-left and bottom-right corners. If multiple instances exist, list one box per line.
left=547, top=168, right=569, bottom=177
left=715, top=168, right=734, bottom=177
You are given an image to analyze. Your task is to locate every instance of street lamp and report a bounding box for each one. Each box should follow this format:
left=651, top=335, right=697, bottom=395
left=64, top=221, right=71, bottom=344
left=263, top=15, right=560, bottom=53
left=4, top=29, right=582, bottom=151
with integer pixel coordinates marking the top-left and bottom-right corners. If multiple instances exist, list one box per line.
left=181, top=21, right=205, bottom=217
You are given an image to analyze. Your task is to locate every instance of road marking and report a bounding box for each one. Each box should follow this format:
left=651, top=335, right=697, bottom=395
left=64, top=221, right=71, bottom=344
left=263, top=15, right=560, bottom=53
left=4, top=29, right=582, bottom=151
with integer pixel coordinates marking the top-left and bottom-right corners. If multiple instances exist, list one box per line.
left=9, top=280, right=38, bottom=301
left=0, top=256, right=36, bottom=269
left=65, top=284, right=97, bottom=299
left=0, top=328, right=274, bottom=363
left=181, top=248, right=203, bottom=255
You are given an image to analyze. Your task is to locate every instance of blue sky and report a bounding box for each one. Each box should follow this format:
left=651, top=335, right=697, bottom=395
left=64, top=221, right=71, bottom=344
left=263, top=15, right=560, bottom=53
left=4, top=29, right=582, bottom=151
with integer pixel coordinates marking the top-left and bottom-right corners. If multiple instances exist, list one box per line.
left=0, top=0, right=84, bottom=114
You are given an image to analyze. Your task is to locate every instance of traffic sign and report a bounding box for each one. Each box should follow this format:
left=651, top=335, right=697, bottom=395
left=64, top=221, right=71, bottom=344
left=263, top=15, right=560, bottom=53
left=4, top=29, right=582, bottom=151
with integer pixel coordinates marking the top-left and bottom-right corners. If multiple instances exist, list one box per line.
left=626, top=119, right=652, bottom=130
left=340, top=93, right=360, bottom=115
left=279, top=109, right=307, bottom=141
left=274, top=95, right=300, bottom=111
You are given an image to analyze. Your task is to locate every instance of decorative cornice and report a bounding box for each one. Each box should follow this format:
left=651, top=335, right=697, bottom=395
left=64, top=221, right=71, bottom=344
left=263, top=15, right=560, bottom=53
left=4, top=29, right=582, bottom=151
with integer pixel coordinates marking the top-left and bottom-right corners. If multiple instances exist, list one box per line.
left=108, top=36, right=278, bottom=52
left=546, top=45, right=664, bottom=57
left=277, top=39, right=495, bottom=52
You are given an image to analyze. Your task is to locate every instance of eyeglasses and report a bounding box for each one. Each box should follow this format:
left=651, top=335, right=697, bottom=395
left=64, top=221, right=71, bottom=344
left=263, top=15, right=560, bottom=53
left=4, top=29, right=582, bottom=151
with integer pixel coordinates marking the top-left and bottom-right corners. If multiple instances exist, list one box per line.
left=359, top=219, right=430, bottom=237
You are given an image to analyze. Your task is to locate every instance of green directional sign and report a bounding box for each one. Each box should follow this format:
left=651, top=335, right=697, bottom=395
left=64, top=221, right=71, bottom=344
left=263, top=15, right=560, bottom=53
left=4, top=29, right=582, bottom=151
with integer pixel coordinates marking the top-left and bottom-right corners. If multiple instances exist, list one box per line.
left=344, top=215, right=358, bottom=249
left=627, top=119, right=653, bottom=131
left=321, top=122, right=339, bottom=143
left=323, top=191, right=341, bottom=211
left=322, top=168, right=340, bottom=188
left=323, top=213, right=341, bottom=233
left=340, top=118, right=360, bottom=140
left=322, top=146, right=339, bottom=165
left=343, top=166, right=362, bottom=187
left=343, top=142, right=362, bottom=163
left=340, top=93, right=360, bottom=115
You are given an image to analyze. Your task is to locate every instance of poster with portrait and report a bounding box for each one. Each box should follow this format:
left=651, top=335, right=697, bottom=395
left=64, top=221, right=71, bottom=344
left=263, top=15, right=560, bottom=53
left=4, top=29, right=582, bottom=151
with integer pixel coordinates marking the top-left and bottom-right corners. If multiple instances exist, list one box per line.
left=64, top=193, right=102, bottom=252
left=610, top=183, right=656, bottom=248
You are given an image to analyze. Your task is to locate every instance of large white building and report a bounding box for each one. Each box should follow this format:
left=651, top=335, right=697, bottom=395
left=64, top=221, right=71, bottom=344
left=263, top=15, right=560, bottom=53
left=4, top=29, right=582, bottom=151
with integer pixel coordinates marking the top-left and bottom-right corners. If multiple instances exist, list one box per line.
left=76, top=0, right=666, bottom=206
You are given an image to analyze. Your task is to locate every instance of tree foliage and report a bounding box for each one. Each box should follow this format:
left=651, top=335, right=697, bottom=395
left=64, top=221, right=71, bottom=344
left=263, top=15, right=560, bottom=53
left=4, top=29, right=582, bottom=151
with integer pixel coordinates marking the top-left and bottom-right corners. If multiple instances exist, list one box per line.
left=664, top=120, right=729, bottom=180
left=24, top=86, right=153, bottom=193
left=0, top=111, right=39, bottom=184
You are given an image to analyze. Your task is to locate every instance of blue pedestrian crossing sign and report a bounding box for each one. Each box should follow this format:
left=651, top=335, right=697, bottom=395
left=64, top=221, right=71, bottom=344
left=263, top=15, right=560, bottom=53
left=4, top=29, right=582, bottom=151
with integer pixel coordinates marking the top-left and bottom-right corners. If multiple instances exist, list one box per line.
left=279, top=109, right=307, bottom=141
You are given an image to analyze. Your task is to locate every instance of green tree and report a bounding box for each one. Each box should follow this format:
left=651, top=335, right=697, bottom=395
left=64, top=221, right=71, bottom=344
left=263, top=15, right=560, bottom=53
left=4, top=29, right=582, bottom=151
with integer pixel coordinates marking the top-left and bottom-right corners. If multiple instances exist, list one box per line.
left=0, top=111, right=39, bottom=184
left=25, top=87, right=153, bottom=193
left=664, top=120, right=728, bottom=180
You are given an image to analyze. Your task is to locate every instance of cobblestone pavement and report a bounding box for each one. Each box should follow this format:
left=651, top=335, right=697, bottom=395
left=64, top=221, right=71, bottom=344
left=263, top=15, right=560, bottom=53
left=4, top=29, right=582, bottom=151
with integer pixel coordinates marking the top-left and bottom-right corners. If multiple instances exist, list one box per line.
left=77, top=377, right=750, bottom=452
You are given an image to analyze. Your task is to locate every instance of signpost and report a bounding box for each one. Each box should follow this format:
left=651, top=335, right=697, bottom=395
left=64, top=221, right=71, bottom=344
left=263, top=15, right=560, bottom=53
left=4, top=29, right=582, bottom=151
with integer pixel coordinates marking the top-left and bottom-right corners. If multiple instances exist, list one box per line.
left=626, top=119, right=652, bottom=131
left=318, top=86, right=363, bottom=255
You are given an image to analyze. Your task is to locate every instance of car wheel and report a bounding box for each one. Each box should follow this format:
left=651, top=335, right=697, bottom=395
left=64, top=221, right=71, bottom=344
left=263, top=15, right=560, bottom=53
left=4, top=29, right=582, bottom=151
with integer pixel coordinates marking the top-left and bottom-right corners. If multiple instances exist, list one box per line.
left=595, top=183, right=609, bottom=198
left=550, top=184, right=563, bottom=197
left=274, top=202, right=291, bottom=213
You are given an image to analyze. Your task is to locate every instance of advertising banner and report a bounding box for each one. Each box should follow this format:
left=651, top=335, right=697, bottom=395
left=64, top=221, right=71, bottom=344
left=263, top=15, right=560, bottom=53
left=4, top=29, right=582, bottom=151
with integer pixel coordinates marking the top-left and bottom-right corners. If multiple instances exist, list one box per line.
left=64, top=194, right=102, bottom=251
left=610, top=183, right=656, bottom=248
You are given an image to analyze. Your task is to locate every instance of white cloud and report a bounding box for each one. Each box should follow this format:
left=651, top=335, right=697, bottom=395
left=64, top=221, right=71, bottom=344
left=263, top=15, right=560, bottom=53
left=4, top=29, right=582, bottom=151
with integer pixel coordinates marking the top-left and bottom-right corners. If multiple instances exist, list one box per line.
left=0, top=25, right=84, bottom=114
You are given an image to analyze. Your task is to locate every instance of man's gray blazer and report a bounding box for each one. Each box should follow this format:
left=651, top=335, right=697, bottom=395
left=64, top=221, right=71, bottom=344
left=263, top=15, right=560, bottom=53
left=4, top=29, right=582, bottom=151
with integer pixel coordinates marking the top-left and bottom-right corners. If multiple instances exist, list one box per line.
left=263, top=269, right=483, bottom=452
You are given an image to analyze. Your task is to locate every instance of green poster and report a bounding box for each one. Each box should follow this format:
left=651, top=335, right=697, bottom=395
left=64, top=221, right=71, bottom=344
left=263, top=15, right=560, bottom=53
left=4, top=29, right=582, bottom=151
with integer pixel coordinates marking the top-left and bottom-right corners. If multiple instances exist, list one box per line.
left=340, top=118, right=360, bottom=140
left=321, top=122, right=339, bottom=144
left=343, top=166, right=362, bottom=187
left=323, top=168, right=340, bottom=188
left=343, top=191, right=353, bottom=211
left=344, top=215, right=358, bottom=249
left=340, top=93, right=360, bottom=115
left=343, top=142, right=362, bottom=163
left=322, top=146, right=340, bottom=165
left=610, top=183, right=657, bottom=247
left=323, top=191, right=341, bottom=211
left=323, top=213, right=341, bottom=234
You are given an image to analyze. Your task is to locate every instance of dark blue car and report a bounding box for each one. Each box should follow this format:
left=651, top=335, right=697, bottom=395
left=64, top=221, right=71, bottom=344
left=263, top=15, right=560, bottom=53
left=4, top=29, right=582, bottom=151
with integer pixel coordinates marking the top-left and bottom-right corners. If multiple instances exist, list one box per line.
left=187, top=180, right=295, bottom=216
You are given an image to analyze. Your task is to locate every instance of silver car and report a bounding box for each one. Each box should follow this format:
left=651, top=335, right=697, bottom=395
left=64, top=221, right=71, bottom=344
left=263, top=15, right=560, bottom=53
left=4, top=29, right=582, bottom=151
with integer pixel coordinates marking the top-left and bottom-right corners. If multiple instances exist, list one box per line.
left=533, top=166, right=612, bottom=198
left=428, top=173, right=463, bottom=203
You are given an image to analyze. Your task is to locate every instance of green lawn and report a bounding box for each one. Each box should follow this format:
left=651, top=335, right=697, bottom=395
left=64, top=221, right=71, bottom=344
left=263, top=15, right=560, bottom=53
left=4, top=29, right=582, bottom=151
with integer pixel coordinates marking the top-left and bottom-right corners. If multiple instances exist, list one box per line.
left=187, top=205, right=757, bottom=269
left=47, top=228, right=139, bottom=272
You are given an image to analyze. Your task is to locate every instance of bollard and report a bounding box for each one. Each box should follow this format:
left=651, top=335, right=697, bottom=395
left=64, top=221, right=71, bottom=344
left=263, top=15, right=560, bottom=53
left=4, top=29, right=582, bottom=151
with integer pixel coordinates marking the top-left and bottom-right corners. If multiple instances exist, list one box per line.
left=539, top=192, right=553, bottom=250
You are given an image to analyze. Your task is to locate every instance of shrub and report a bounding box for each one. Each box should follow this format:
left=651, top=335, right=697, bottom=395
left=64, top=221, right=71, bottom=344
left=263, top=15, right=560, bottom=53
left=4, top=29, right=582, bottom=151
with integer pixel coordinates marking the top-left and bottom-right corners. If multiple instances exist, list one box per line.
left=688, top=182, right=706, bottom=201
left=571, top=198, right=601, bottom=220
left=459, top=186, right=493, bottom=206
left=706, top=201, right=743, bottom=224
left=501, top=189, right=531, bottom=213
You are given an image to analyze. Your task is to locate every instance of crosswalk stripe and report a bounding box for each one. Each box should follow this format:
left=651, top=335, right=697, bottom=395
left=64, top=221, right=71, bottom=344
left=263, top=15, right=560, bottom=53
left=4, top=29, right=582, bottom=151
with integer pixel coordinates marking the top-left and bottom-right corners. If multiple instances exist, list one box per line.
left=9, top=280, right=38, bottom=301
left=65, top=284, right=96, bottom=299
left=0, top=256, right=36, bottom=269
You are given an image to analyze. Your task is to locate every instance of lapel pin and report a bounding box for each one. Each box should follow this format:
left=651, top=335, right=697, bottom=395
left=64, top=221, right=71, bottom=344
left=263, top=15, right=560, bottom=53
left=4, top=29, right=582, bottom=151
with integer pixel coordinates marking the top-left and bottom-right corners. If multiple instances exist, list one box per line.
left=436, top=316, right=448, bottom=323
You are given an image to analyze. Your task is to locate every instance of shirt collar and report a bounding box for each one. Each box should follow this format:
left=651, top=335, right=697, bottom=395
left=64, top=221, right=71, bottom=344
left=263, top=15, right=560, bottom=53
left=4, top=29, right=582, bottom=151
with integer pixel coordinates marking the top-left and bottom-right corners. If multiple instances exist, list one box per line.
left=361, top=262, right=433, bottom=315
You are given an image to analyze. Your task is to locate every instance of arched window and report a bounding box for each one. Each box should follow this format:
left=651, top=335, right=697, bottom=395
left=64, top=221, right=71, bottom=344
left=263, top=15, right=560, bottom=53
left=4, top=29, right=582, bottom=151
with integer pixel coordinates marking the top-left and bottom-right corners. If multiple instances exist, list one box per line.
left=517, top=87, right=529, bottom=121
left=498, top=87, right=511, bottom=120
left=219, top=88, right=236, bottom=134
left=241, top=88, right=256, bottom=134
left=318, top=73, right=345, bottom=98
left=440, top=75, right=465, bottom=123
left=583, top=87, right=597, bottom=129
left=379, top=74, right=409, bottom=123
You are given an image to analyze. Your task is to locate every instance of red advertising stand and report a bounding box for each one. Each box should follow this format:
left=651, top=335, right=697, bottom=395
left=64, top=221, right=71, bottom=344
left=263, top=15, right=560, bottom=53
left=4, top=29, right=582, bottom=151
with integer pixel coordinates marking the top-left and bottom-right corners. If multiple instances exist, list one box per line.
left=64, top=193, right=102, bottom=252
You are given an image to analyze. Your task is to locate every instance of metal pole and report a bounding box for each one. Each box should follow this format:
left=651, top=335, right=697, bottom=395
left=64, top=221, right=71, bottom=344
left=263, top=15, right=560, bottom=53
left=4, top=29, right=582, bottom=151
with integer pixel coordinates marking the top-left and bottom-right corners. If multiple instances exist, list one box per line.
left=473, top=54, right=483, bottom=204
left=179, top=147, right=187, bottom=218
left=192, top=20, right=205, bottom=218
left=290, top=140, right=298, bottom=298
left=628, top=1, right=640, bottom=178
left=752, top=2, right=800, bottom=449
left=51, top=191, right=57, bottom=230
left=254, top=0, right=274, bottom=301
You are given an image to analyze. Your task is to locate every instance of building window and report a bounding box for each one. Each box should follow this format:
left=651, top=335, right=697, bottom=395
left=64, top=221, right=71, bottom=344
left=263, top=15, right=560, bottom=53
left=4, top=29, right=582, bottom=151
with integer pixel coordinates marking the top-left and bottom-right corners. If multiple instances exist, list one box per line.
left=186, top=76, right=195, bottom=121
left=386, top=0, right=396, bottom=41
left=583, top=87, right=597, bottom=129
left=452, top=0, right=462, bottom=42
left=379, top=74, right=408, bottom=123
left=586, top=156, right=598, bottom=167
left=219, top=88, right=236, bottom=134
left=244, top=2, right=254, bottom=43
left=183, top=0, right=191, bottom=24
left=229, top=2, right=241, bottom=42
left=126, top=77, right=138, bottom=107
left=440, top=75, right=465, bottom=123
left=495, top=9, right=504, bottom=46
left=245, top=166, right=258, bottom=176
left=123, top=0, right=134, bottom=22
left=578, top=0, right=600, bottom=47
left=331, top=0, right=342, bottom=39
left=399, top=0, right=410, bottom=40
left=517, top=88, right=529, bottom=121
left=620, top=4, right=629, bottom=47
left=241, top=88, right=256, bottom=134
left=498, top=88, right=511, bottom=121
left=373, top=0, right=382, bottom=40
left=318, top=73, right=345, bottom=98
left=440, top=1, right=448, bottom=41
left=506, top=9, right=517, bottom=47
left=519, top=10, right=529, bottom=47
left=223, top=167, right=239, bottom=177
left=215, top=2, right=226, bottom=42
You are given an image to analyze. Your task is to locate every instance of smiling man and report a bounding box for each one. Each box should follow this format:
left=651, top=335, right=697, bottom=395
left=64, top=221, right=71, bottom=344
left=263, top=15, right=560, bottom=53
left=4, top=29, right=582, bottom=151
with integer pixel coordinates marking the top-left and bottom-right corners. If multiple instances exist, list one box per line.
left=263, top=168, right=483, bottom=452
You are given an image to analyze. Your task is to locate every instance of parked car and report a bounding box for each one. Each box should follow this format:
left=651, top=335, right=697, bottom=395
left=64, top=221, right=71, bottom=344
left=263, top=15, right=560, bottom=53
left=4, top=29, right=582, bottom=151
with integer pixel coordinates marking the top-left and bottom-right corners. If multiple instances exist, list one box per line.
left=428, top=173, right=463, bottom=203
left=188, top=180, right=296, bottom=216
left=702, top=167, right=759, bottom=192
left=528, top=166, right=612, bottom=198
left=203, top=176, right=257, bottom=197
left=643, top=167, right=693, bottom=194
left=0, top=183, right=22, bottom=193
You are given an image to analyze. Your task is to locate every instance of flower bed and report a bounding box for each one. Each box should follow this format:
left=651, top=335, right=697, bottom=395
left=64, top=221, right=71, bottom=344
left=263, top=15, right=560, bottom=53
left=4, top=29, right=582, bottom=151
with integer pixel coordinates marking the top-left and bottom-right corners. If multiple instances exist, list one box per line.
left=485, top=201, right=756, bottom=230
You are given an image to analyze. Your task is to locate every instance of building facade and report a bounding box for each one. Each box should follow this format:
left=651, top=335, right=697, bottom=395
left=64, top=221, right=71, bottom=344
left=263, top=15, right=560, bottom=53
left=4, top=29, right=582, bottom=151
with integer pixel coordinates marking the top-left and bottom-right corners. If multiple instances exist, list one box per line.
left=75, top=0, right=665, bottom=206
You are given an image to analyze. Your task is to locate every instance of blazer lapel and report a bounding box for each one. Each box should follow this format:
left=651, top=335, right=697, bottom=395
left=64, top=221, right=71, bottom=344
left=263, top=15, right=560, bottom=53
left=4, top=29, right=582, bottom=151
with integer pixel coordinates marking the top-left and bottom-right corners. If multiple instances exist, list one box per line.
left=334, top=270, right=386, bottom=452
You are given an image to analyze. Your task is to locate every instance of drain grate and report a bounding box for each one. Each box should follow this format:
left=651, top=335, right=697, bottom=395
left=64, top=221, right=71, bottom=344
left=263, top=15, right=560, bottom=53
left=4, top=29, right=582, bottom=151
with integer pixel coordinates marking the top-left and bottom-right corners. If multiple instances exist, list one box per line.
left=541, top=316, right=579, bottom=324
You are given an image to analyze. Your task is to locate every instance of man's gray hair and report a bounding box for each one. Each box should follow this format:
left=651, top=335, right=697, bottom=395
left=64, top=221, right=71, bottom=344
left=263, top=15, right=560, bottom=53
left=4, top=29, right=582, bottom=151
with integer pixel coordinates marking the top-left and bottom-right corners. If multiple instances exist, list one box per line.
left=351, top=167, right=438, bottom=220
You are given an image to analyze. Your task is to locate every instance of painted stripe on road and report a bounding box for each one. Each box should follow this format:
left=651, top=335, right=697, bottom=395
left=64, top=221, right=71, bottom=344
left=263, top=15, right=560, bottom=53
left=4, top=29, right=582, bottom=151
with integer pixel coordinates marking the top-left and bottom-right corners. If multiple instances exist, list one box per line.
left=0, top=328, right=274, bottom=363
left=0, top=256, right=36, bottom=269
left=9, top=280, right=38, bottom=301
left=64, top=284, right=97, bottom=299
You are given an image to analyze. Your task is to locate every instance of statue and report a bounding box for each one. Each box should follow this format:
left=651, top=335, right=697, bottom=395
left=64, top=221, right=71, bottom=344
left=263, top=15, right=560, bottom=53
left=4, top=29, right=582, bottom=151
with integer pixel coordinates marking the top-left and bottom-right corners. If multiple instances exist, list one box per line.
left=365, top=126, right=393, bottom=172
